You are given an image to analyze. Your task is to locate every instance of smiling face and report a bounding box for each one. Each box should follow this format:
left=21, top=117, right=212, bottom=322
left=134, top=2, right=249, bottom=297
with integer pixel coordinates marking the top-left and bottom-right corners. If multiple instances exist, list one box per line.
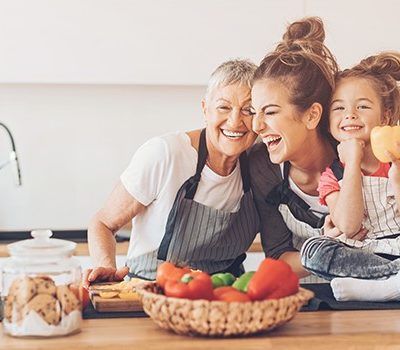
left=251, top=79, right=310, bottom=164
left=202, top=83, right=257, bottom=160
left=330, top=77, right=388, bottom=144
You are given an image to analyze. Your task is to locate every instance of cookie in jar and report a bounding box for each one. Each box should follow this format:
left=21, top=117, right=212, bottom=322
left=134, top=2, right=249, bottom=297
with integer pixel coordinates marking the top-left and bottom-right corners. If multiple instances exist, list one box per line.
left=1, top=230, right=82, bottom=337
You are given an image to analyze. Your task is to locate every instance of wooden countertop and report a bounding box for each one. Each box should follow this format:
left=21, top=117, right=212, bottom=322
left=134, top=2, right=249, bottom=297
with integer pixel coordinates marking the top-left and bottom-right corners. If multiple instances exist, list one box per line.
left=0, top=235, right=263, bottom=257
left=1, top=310, right=400, bottom=349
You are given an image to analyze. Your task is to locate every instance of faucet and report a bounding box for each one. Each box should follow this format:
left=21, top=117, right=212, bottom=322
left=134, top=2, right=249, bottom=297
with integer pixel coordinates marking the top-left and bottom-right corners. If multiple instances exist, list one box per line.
left=0, top=122, right=22, bottom=186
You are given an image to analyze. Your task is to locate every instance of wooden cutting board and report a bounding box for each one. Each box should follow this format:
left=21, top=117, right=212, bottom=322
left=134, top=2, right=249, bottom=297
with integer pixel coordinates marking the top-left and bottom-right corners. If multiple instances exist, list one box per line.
left=89, top=281, right=145, bottom=313
left=90, top=295, right=143, bottom=312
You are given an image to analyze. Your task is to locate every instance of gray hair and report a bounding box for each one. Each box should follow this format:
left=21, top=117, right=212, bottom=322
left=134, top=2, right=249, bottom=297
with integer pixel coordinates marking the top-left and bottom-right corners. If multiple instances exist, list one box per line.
left=205, top=59, right=257, bottom=100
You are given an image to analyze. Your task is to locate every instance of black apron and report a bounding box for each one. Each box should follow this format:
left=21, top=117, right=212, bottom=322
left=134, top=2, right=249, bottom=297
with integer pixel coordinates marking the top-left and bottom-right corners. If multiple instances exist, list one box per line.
left=266, top=161, right=328, bottom=283
left=266, top=161, right=327, bottom=229
left=126, top=129, right=260, bottom=280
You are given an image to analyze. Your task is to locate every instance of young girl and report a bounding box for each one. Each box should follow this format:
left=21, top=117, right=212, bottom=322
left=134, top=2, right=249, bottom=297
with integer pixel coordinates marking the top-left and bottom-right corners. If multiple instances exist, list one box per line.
left=301, top=52, right=400, bottom=301
left=319, top=52, right=400, bottom=254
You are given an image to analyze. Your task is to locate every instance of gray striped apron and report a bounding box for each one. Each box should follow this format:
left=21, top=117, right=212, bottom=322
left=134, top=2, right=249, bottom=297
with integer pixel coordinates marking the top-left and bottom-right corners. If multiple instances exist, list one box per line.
left=126, top=129, right=260, bottom=280
left=266, top=162, right=328, bottom=283
left=329, top=160, right=400, bottom=257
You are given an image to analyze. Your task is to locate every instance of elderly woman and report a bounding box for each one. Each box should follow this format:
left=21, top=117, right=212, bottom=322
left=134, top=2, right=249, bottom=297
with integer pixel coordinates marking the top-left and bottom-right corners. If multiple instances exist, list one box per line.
left=83, top=59, right=259, bottom=286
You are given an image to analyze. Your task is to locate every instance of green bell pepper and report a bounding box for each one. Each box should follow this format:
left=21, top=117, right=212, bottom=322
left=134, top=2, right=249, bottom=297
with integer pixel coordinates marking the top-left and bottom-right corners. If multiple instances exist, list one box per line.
left=232, top=271, right=255, bottom=293
left=211, top=272, right=236, bottom=288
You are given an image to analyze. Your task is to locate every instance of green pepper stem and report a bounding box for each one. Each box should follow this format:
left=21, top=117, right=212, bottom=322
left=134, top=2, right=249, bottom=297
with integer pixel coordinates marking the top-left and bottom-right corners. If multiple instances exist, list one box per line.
left=181, top=274, right=194, bottom=284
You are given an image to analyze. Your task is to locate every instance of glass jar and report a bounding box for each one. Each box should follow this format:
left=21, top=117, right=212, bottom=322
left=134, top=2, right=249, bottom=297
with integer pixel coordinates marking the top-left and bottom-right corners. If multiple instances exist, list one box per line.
left=1, top=229, right=82, bottom=337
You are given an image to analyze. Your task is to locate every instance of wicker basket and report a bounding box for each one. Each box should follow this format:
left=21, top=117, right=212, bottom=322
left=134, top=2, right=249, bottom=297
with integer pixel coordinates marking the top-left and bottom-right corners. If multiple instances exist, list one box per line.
left=137, top=283, right=314, bottom=337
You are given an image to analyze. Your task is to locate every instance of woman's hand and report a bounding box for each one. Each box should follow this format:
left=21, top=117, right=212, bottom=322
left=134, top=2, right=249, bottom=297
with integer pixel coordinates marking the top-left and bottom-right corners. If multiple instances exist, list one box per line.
left=323, top=214, right=368, bottom=241
left=337, top=138, right=365, bottom=166
left=82, top=266, right=129, bottom=289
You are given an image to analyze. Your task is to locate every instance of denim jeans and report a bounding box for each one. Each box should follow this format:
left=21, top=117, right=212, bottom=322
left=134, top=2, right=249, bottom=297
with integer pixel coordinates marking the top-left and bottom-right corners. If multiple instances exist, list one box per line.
left=300, top=236, right=400, bottom=280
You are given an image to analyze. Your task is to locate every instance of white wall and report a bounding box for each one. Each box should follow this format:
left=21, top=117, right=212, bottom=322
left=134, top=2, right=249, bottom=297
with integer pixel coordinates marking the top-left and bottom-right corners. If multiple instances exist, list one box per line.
left=1, top=0, right=399, bottom=230
left=0, top=84, right=204, bottom=229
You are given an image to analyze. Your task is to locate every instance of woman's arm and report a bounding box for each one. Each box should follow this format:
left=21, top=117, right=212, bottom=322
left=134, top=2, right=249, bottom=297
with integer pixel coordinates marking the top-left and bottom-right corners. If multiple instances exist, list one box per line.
left=279, top=251, right=310, bottom=278
left=83, top=181, right=146, bottom=287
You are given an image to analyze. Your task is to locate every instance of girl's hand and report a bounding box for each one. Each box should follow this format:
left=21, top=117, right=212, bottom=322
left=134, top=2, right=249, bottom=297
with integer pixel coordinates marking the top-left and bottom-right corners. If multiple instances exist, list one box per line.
left=323, top=215, right=368, bottom=241
left=322, top=215, right=342, bottom=238
left=337, top=138, right=365, bottom=165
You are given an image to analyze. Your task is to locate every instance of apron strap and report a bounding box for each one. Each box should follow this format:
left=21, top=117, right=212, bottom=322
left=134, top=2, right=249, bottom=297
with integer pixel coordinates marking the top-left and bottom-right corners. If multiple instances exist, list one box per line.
left=330, top=158, right=344, bottom=181
left=186, top=128, right=251, bottom=199
left=185, top=128, right=208, bottom=199
left=283, top=161, right=290, bottom=184
left=239, top=151, right=251, bottom=193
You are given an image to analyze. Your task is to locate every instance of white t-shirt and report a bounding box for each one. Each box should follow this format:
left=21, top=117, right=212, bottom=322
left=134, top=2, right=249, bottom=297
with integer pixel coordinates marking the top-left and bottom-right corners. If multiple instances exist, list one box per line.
left=121, top=131, right=244, bottom=259
left=279, top=164, right=329, bottom=218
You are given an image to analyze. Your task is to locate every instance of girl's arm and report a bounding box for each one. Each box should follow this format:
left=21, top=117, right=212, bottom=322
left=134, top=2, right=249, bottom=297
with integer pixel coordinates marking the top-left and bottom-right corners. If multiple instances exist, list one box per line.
left=325, top=165, right=364, bottom=236
left=325, top=139, right=365, bottom=236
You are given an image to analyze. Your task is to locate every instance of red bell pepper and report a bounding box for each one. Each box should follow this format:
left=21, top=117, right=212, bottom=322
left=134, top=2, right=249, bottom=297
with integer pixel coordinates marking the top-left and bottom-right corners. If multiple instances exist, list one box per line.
left=265, top=270, right=299, bottom=299
left=164, top=271, right=214, bottom=300
left=156, top=262, right=191, bottom=289
left=213, top=286, right=251, bottom=302
left=213, top=286, right=237, bottom=299
left=247, top=258, right=297, bottom=300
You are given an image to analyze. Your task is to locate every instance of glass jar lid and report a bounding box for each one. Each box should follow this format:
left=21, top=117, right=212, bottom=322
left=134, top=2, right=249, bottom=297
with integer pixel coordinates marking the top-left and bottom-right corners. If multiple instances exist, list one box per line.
left=7, top=229, right=77, bottom=260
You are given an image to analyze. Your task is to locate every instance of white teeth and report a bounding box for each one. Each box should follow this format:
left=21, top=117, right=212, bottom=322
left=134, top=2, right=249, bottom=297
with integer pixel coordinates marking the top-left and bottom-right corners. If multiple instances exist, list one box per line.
left=222, top=130, right=245, bottom=137
left=342, top=126, right=362, bottom=131
left=265, top=135, right=282, bottom=143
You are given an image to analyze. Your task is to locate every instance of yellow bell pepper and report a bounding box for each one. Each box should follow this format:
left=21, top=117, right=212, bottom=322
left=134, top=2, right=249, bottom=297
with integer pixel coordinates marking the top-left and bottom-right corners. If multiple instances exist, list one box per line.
left=371, top=125, right=400, bottom=162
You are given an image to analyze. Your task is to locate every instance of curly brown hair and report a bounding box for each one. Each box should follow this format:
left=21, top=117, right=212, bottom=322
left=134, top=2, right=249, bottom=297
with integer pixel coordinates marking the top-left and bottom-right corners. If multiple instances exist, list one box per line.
left=253, top=17, right=339, bottom=140
left=336, top=52, right=400, bottom=125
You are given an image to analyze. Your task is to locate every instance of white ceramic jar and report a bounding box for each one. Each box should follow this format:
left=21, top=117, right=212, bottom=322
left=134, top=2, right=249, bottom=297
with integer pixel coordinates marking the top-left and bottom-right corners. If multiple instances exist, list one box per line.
left=1, top=229, right=82, bottom=337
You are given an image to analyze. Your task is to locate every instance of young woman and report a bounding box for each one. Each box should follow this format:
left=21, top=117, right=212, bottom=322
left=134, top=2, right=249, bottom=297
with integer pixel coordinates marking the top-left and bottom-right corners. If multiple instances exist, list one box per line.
left=249, top=16, right=339, bottom=280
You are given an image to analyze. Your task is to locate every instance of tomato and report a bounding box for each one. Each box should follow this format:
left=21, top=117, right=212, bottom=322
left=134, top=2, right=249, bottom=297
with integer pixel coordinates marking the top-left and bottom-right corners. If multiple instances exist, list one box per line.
left=371, top=125, right=400, bottom=163
left=156, top=262, right=191, bottom=289
left=69, top=283, right=90, bottom=310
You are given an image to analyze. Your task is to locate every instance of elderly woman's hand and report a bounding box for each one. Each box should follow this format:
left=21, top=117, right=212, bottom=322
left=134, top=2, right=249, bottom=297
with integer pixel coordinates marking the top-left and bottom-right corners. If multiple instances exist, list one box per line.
left=323, top=214, right=368, bottom=241
left=82, top=266, right=129, bottom=289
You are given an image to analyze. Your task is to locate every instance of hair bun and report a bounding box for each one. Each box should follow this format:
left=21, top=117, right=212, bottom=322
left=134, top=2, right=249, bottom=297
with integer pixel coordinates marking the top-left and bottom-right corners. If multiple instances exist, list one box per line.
left=283, top=16, right=325, bottom=45
left=275, top=17, right=328, bottom=59
left=360, top=52, right=400, bottom=80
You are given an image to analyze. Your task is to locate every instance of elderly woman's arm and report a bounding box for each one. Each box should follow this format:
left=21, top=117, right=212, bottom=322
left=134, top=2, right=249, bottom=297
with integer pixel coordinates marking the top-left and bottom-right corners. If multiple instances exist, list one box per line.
left=83, top=181, right=145, bottom=288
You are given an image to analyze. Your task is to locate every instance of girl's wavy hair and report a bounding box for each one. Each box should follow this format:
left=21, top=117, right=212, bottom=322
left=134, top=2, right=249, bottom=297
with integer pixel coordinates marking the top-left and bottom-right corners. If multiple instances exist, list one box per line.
left=336, top=52, right=400, bottom=125
left=253, top=17, right=339, bottom=141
